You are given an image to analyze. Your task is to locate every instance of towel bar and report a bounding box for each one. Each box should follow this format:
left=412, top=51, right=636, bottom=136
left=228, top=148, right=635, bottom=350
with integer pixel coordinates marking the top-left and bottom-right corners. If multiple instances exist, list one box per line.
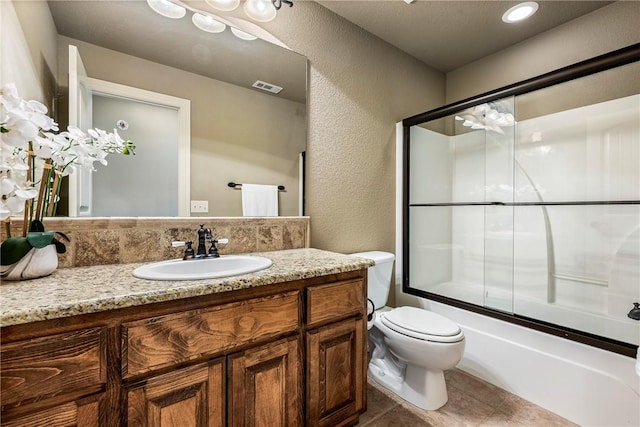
left=228, top=182, right=285, bottom=191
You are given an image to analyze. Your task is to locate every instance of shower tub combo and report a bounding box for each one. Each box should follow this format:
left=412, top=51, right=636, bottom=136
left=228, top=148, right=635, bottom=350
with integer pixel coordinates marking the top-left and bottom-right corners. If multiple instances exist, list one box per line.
left=398, top=46, right=640, bottom=426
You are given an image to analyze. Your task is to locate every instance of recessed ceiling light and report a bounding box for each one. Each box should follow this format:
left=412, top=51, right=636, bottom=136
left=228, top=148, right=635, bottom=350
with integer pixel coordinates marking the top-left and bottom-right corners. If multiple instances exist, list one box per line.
left=502, top=2, right=539, bottom=23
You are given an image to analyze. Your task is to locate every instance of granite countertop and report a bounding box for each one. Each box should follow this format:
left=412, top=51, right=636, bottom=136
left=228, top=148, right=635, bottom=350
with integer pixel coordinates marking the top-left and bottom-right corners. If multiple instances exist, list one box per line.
left=0, top=248, right=374, bottom=327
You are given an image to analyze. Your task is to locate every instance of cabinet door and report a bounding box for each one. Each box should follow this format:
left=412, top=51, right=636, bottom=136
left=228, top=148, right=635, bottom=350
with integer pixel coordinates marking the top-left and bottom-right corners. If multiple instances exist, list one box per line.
left=228, top=336, right=302, bottom=427
left=307, top=316, right=366, bottom=427
left=1, top=392, right=102, bottom=427
left=127, top=359, right=224, bottom=427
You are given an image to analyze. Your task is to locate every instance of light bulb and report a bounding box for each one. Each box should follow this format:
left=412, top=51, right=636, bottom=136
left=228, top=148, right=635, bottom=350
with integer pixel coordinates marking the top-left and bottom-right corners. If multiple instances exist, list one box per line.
left=192, top=13, right=226, bottom=33
left=230, top=27, right=258, bottom=41
left=146, top=0, right=186, bottom=19
left=205, top=0, right=240, bottom=12
left=502, top=2, right=539, bottom=23
left=244, top=0, right=277, bottom=22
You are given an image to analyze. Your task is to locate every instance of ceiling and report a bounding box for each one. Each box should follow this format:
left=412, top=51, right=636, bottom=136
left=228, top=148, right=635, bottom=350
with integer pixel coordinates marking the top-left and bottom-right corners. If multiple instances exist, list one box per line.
left=46, top=0, right=614, bottom=99
left=47, top=1, right=307, bottom=103
left=317, top=0, right=614, bottom=72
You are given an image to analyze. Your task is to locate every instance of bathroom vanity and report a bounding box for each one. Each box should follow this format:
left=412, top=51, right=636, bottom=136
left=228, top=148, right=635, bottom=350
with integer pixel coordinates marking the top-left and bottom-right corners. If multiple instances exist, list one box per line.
left=0, top=248, right=373, bottom=427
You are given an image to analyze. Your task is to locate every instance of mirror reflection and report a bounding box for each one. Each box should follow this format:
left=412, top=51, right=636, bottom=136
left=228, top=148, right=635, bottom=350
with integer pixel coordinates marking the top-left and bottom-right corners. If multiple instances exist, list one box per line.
left=11, top=0, right=308, bottom=217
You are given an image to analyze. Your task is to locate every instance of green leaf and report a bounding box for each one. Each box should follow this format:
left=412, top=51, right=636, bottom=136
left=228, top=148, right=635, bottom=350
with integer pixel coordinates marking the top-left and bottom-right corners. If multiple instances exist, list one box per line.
left=1, top=237, right=32, bottom=266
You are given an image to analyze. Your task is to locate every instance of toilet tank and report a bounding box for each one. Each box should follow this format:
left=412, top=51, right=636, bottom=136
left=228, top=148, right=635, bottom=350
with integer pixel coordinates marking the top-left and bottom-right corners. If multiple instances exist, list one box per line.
left=350, top=251, right=395, bottom=310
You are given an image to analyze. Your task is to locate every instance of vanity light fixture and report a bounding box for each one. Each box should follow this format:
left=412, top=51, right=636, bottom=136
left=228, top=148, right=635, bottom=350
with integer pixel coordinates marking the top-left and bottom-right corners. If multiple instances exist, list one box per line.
left=192, top=12, right=226, bottom=33
left=148, top=0, right=292, bottom=41
left=205, top=0, right=241, bottom=12
left=272, top=0, right=293, bottom=10
left=244, top=0, right=277, bottom=23
left=146, top=0, right=186, bottom=19
left=502, top=2, right=539, bottom=23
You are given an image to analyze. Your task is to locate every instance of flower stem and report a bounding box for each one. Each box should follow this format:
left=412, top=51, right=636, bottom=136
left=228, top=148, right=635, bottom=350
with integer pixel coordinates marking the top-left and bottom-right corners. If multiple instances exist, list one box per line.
left=23, top=143, right=35, bottom=235
left=47, top=169, right=62, bottom=217
left=4, top=219, right=12, bottom=238
left=35, top=159, right=53, bottom=222
left=22, top=199, right=30, bottom=237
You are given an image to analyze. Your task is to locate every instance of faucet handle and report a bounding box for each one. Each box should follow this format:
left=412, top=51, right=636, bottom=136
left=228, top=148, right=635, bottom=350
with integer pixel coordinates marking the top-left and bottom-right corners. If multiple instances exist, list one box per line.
left=172, top=240, right=195, bottom=259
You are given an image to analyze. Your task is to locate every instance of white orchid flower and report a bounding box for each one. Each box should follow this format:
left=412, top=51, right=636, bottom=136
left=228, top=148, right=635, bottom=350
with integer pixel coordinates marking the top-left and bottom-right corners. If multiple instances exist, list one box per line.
left=65, top=125, right=88, bottom=141
left=1, top=83, right=134, bottom=231
left=0, top=201, right=11, bottom=221
left=0, top=179, right=37, bottom=219
left=33, top=135, right=57, bottom=159
left=0, top=176, right=16, bottom=196
left=0, top=118, right=39, bottom=148
left=0, top=83, right=22, bottom=111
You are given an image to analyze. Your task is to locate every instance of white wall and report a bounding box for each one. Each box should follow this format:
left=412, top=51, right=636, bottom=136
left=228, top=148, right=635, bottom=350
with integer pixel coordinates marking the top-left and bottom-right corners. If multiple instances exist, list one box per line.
left=1, top=1, right=44, bottom=103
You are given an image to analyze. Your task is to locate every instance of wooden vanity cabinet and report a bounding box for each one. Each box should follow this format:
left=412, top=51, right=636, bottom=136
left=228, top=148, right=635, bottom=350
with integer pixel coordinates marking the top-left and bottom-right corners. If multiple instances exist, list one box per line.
left=0, top=327, right=106, bottom=426
left=228, top=336, right=303, bottom=427
left=0, top=270, right=367, bottom=426
left=127, top=359, right=225, bottom=427
left=306, top=280, right=367, bottom=427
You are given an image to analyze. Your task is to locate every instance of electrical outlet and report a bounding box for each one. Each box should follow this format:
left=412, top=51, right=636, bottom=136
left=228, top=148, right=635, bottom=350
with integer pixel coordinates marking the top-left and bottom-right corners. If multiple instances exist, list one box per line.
left=190, top=200, right=208, bottom=213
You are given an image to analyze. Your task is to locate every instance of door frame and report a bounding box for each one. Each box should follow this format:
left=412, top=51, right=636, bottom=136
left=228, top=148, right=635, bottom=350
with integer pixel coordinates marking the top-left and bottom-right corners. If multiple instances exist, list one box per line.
left=68, top=77, right=191, bottom=217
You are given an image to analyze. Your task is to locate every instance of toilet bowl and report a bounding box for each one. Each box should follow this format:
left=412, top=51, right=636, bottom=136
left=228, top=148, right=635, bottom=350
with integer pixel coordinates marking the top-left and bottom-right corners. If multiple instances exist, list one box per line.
left=351, top=251, right=465, bottom=410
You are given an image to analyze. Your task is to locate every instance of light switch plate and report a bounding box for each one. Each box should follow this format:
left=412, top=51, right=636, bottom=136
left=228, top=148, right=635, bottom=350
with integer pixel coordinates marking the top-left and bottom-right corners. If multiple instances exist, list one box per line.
left=190, top=200, right=208, bottom=213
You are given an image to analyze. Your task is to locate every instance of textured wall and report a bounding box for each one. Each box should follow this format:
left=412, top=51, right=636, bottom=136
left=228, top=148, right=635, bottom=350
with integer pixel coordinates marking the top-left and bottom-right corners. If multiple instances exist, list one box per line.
left=446, top=1, right=640, bottom=104
left=263, top=2, right=445, bottom=255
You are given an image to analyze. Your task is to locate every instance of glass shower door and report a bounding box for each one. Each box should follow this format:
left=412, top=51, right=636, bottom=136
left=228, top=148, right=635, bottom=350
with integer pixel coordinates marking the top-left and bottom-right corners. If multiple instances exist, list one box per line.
left=407, top=97, right=516, bottom=313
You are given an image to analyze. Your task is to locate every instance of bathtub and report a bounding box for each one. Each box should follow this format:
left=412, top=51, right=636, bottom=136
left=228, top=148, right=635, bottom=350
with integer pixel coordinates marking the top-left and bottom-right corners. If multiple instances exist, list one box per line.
left=425, top=280, right=639, bottom=346
left=394, top=122, right=639, bottom=426
left=397, top=285, right=640, bottom=426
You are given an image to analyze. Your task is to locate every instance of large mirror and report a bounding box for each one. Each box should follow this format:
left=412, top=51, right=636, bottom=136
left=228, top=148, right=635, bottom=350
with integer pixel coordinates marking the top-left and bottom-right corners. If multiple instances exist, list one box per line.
left=5, top=0, right=307, bottom=217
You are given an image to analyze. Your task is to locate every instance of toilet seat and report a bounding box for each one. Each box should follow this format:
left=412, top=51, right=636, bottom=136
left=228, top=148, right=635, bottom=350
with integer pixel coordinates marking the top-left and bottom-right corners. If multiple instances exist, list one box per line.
left=380, top=307, right=464, bottom=343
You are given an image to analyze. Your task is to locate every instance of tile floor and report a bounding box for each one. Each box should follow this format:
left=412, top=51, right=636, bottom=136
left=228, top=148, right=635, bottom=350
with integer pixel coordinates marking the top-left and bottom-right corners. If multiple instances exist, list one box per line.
left=359, top=369, right=577, bottom=426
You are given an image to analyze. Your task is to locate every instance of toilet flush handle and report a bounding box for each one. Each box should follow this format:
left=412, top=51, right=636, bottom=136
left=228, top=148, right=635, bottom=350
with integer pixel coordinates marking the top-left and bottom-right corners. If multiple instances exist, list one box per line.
left=367, top=298, right=375, bottom=322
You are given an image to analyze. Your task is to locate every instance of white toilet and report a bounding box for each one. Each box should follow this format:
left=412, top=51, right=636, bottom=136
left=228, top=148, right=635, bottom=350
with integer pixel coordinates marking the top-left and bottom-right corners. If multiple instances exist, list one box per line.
left=352, top=251, right=465, bottom=411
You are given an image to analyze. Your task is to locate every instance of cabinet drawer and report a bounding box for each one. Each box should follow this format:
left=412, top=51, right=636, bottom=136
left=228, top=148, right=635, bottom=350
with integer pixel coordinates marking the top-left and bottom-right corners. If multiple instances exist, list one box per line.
left=0, top=328, right=106, bottom=407
left=123, top=291, right=300, bottom=378
left=307, top=279, right=365, bottom=326
left=2, top=393, right=103, bottom=427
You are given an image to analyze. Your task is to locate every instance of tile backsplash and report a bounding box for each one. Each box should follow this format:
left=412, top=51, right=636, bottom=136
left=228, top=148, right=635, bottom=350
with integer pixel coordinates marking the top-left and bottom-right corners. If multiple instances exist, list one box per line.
left=2, top=217, right=310, bottom=268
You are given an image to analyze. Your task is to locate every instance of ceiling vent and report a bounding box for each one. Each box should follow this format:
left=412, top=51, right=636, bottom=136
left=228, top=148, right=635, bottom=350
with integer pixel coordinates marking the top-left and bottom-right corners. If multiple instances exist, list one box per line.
left=252, top=80, right=283, bottom=94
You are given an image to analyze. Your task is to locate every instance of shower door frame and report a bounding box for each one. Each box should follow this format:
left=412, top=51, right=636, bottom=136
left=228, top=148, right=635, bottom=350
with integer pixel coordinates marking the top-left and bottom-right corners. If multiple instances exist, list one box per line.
left=401, top=43, right=640, bottom=358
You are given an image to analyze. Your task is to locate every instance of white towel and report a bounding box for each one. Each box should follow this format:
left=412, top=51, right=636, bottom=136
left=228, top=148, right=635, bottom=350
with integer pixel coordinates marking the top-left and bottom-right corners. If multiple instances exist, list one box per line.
left=242, top=184, right=278, bottom=217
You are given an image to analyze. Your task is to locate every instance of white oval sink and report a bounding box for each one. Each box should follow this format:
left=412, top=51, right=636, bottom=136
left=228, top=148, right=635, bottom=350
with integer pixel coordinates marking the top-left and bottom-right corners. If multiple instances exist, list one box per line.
left=133, top=255, right=273, bottom=281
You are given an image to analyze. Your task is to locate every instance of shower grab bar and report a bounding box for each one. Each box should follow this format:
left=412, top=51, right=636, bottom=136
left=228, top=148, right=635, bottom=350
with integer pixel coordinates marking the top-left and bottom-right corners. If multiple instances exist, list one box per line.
left=228, top=182, right=286, bottom=191
left=551, top=273, right=608, bottom=287
left=410, top=200, right=640, bottom=207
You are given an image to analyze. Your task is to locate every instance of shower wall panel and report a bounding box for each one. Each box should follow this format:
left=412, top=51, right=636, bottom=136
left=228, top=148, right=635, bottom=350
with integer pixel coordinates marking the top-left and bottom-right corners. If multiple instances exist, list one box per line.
left=407, top=94, right=639, bottom=347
